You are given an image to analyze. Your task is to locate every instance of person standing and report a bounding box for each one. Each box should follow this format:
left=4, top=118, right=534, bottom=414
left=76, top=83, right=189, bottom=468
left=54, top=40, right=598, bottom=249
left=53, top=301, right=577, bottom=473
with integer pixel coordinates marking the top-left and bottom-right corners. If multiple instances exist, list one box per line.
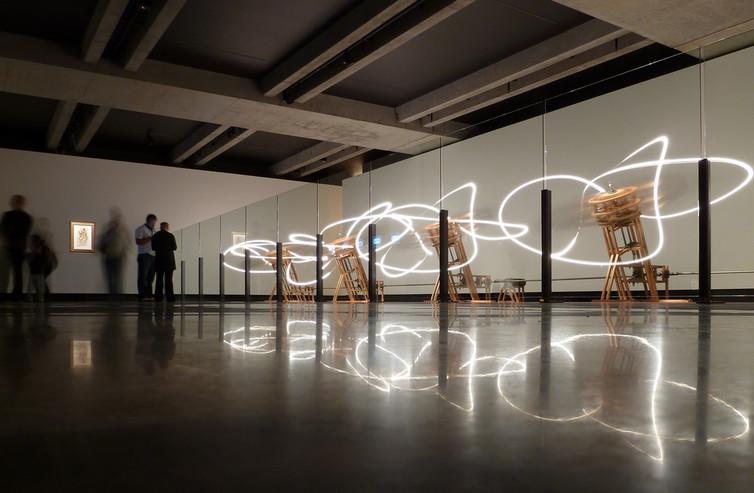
left=99, top=208, right=131, bottom=297
left=1, top=195, right=33, bottom=301
left=151, top=222, right=177, bottom=303
left=26, top=235, right=56, bottom=302
left=135, top=214, right=157, bottom=301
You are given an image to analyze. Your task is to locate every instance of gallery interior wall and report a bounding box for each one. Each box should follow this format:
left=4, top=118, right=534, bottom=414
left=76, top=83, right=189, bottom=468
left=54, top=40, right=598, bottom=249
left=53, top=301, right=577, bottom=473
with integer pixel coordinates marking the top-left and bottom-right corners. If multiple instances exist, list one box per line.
left=342, top=45, right=754, bottom=294
left=0, top=149, right=303, bottom=294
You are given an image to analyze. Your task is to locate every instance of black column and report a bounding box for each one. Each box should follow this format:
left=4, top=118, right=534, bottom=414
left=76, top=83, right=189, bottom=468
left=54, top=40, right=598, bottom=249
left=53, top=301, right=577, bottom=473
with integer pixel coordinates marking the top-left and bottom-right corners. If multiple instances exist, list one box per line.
left=698, top=158, right=711, bottom=304
left=541, top=189, right=552, bottom=303
left=219, top=253, right=225, bottom=303
left=244, top=249, right=251, bottom=303
left=316, top=233, right=324, bottom=302
left=439, top=209, right=449, bottom=303
left=180, top=260, right=185, bottom=304
left=368, top=223, right=377, bottom=302
left=276, top=242, right=284, bottom=303
left=198, top=256, right=204, bottom=303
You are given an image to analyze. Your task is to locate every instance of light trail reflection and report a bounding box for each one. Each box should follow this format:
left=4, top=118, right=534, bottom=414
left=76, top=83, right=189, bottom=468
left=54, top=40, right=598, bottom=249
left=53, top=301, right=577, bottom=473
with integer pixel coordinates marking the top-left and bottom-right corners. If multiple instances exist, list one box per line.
left=223, top=321, right=750, bottom=461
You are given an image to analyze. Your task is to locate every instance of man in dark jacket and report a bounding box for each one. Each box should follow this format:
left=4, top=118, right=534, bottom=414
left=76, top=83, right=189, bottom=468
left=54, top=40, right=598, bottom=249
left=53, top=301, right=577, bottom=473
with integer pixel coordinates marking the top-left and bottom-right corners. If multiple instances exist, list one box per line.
left=151, top=222, right=177, bottom=303
left=1, top=195, right=33, bottom=300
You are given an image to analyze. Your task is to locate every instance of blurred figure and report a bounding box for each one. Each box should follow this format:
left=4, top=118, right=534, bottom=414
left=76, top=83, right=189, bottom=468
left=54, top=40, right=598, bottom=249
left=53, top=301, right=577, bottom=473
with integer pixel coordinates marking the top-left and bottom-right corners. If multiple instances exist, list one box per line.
left=151, top=222, right=177, bottom=303
left=26, top=235, right=57, bottom=302
left=98, top=208, right=131, bottom=297
left=134, top=213, right=157, bottom=301
left=0, top=195, right=33, bottom=301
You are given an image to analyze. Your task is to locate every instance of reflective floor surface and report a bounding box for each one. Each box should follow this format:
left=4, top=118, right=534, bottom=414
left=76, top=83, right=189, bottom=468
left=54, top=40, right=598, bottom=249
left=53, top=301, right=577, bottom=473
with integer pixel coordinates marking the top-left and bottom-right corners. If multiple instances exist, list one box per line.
left=0, top=301, right=752, bottom=492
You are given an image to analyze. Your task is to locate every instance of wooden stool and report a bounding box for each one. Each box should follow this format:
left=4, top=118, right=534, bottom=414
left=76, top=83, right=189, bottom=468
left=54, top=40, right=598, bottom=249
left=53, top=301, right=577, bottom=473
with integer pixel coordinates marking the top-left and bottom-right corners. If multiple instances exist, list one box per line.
left=498, top=278, right=525, bottom=303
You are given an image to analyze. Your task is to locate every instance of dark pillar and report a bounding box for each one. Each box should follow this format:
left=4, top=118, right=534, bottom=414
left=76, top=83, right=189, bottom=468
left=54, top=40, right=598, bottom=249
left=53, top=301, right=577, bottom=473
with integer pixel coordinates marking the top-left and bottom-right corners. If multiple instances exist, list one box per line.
left=244, top=248, right=251, bottom=303
left=698, top=158, right=711, bottom=304
left=315, top=303, right=324, bottom=362
left=541, top=189, right=552, bottom=303
left=695, top=306, right=711, bottom=447
left=219, top=253, right=225, bottom=303
left=198, top=256, right=204, bottom=303
left=180, top=260, right=186, bottom=304
left=368, top=223, right=377, bottom=302
left=276, top=242, right=284, bottom=303
left=316, top=233, right=324, bottom=302
left=439, top=209, right=449, bottom=303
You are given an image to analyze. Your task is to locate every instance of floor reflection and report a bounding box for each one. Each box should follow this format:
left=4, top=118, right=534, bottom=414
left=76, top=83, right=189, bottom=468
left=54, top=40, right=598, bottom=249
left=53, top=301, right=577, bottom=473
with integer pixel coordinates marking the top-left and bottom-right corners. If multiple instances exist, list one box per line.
left=220, top=303, right=750, bottom=463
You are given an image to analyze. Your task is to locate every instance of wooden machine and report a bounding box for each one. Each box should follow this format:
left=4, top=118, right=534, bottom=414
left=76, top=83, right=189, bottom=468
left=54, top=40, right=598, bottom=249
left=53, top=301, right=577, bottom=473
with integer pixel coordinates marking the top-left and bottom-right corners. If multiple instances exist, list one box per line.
left=331, top=236, right=370, bottom=303
left=588, top=186, right=659, bottom=301
left=425, top=221, right=479, bottom=302
left=266, top=247, right=314, bottom=302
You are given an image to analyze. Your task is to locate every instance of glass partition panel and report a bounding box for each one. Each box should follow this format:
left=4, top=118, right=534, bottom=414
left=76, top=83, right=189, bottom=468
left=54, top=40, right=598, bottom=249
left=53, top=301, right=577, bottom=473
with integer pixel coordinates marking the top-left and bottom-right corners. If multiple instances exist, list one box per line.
left=246, top=196, right=278, bottom=297
left=199, top=216, right=221, bottom=295
left=705, top=42, right=754, bottom=291
left=278, top=183, right=317, bottom=293
left=182, top=223, right=199, bottom=294
left=545, top=55, right=701, bottom=297
left=317, top=182, right=343, bottom=294
left=220, top=207, right=247, bottom=295
left=364, top=150, right=441, bottom=296
left=441, top=115, right=543, bottom=300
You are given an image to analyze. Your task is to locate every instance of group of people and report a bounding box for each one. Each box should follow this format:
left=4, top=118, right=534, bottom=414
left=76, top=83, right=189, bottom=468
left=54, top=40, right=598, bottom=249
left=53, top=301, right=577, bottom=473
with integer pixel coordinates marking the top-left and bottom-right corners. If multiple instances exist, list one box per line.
left=133, top=214, right=178, bottom=303
left=1, top=194, right=177, bottom=302
left=0, top=195, right=57, bottom=302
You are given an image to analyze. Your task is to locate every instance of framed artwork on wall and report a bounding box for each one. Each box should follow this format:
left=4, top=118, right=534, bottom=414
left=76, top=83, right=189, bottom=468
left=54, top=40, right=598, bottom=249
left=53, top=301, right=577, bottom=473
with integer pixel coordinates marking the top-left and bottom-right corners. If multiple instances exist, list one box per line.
left=70, top=221, right=96, bottom=253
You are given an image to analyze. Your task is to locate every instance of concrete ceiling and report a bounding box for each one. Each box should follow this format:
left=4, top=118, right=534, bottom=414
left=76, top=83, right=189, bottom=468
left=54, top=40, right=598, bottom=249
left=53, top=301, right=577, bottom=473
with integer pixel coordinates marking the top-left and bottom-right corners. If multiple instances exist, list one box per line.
left=0, top=0, right=749, bottom=183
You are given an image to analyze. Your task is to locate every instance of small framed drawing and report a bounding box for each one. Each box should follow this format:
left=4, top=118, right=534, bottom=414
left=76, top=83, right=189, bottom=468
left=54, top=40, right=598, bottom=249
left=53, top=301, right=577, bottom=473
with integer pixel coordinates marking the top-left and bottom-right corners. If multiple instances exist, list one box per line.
left=232, top=232, right=247, bottom=245
left=70, top=221, right=96, bottom=253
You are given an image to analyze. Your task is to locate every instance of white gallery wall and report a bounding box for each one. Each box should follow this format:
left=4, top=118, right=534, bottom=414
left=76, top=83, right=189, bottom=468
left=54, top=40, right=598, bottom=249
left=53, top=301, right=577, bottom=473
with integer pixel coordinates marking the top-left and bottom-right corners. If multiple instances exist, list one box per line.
left=174, top=183, right=343, bottom=296
left=342, top=45, right=754, bottom=294
left=0, top=149, right=303, bottom=294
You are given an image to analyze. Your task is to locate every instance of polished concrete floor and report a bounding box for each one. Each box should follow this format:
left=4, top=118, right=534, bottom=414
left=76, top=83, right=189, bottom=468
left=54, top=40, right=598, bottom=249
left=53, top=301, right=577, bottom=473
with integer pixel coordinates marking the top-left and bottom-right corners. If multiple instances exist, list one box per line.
left=0, top=301, right=752, bottom=492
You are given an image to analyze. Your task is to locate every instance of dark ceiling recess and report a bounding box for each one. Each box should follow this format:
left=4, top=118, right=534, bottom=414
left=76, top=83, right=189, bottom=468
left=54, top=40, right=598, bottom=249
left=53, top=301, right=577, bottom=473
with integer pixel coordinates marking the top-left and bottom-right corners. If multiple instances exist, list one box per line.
left=0, top=0, right=720, bottom=184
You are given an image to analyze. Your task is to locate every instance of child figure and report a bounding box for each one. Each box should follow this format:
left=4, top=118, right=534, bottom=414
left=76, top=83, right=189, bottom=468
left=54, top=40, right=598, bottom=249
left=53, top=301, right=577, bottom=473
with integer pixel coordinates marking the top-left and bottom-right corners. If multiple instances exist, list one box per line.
left=27, top=235, right=56, bottom=302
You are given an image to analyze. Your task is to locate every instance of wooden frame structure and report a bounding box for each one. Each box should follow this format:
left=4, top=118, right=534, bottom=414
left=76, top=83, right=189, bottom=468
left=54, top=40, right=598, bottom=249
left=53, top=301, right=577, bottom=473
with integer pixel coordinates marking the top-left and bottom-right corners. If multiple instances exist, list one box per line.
left=266, top=247, right=314, bottom=302
left=588, top=186, right=659, bottom=301
left=425, top=221, right=479, bottom=302
left=331, top=237, right=370, bottom=303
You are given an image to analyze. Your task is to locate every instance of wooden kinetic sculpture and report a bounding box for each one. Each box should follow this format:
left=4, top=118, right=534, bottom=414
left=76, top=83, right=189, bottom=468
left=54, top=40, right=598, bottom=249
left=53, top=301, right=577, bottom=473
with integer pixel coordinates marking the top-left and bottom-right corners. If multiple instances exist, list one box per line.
left=266, top=247, right=314, bottom=302
left=425, top=221, right=479, bottom=302
left=588, top=186, right=659, bottom=301
left=331, top=236, right=370, bottom=303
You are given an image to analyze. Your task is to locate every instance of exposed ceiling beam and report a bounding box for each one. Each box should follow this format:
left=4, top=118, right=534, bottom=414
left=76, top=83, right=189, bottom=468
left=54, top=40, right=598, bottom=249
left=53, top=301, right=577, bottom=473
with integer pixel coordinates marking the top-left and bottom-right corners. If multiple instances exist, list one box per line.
left=260, top=0, right=416, bottom=97
left=283, top=0, right=475, bottom=103
left=81, top=0, right=130, bottom=63
left=192, top=127, right=255, bottom=166
left=0, top=32, right=454, bottom=154
left=270, top=142, right=350, bottom=176
left=74, top=105, right=111, bottom=152
left=45, top=100, right=77, bottom=149
left=397, top=19, right=627, bottom=123
left=170, top=123, right=230, bottom=163
left=551, top=0, right=754, bottom=52
left=122, top=0, right=187, bottom=71
left=422, top=33, right=652, bottom=127
left=295, top=146, right=370, bottom=177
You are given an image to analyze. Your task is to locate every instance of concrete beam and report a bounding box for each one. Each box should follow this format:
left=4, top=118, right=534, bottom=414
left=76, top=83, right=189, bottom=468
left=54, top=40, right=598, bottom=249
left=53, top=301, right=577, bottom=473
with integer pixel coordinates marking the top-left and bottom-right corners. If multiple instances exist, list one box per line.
left=260, top=0, right=416, bottom=97
left=74, top=105, right=111, bottom=152
left=45, top=100, right=78, bottom=149
left=295, top=146, right=370, bottom=177
left=171, top=123, right=230, bottom=163
left=422, top=33, right=652, bottom=127
left=82, top=0, right=130, bottom=63
left=284, top=0, right=475, bottom=103
left=192, top=127, right=255, bottom=166
left=551, top=1, right=754, bottom=51
left=0, top=32, right=449, bottom=154
left=122, top=0, right=186, bottom=71
left=397, top=19, right=627, bottom=123
left=271, top=142, right=350, bottom=175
